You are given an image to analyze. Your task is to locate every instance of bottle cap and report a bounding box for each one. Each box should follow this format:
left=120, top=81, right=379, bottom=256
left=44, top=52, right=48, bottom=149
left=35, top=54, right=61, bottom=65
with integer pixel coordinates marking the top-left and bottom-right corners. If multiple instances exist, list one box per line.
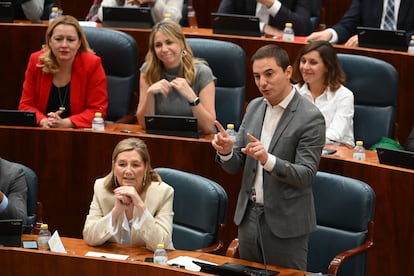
left=156, top=243, right=165, bottom=249
left=51, top=7, right=58, bottom=12
left=40, top=223, right=48, bottom=230
left=95, top=112, right=102, bottom=117
left=226, top=124, right=234, bottom=129
left=411, top=35, right=414, bottom=40
left=285, top=22, right=293, bottom=28
left=356, top=141, right=363, bottom=146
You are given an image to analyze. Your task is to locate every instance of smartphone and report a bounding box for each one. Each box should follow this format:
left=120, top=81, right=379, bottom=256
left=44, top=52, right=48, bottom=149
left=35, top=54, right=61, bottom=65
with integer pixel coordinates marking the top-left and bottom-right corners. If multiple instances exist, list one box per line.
left=22, top=240, right=38, bottom=249
left=322, top=148, right=337, bottom=155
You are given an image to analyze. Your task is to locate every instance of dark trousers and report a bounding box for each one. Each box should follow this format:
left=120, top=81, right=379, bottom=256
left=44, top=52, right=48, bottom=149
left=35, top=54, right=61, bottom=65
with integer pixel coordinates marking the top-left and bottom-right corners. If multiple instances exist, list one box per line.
left=238, top=200, right=309, bottom=271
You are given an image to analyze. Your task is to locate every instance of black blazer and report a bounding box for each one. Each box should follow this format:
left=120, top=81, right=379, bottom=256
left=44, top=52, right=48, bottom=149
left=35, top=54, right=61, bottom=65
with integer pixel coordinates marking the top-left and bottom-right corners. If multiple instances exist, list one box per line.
left=217, top=0, right=311, bottom=36
left=332, top=0, right=414, bottom=43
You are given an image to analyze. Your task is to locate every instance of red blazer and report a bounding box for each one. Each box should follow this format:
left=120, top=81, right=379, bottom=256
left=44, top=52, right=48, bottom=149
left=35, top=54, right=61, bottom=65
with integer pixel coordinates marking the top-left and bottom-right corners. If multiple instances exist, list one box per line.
left=18, top=50, right=108, bottom=128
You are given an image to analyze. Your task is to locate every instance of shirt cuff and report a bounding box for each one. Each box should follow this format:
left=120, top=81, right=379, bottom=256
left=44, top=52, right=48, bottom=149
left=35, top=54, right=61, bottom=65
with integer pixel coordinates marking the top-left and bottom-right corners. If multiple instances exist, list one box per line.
left=328, top=28, right=338, bottom=44
left=218, top=150, right=233, bottom=161
left=0, top=194, right=8, bottom=213
left=263, top=153, right=276, bottom=172
left=268, top=0, right=281, bottom=17
left=132, top=208, right=151, bottom=230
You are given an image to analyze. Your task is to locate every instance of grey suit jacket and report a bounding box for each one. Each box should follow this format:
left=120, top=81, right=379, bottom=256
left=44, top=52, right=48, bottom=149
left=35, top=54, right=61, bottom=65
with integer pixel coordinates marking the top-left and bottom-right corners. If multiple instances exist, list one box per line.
left=219, top=92, right=325, bottom=238
left=0, top=158, right=28, bottom=222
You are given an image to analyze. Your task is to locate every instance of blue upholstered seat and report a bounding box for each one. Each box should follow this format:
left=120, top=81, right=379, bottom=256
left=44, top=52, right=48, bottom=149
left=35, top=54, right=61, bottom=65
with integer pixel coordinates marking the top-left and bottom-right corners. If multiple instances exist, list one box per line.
left=308, top=171, right=376, bottom=276
left=338, top=54, right=399, bottom=148
left=155, top=167, right=228, bottom=252
left=16, top=163, right=38, bottom=234
left=186, top=38, right=246, bottom=131
left=82, top=27, right=138, bottom=122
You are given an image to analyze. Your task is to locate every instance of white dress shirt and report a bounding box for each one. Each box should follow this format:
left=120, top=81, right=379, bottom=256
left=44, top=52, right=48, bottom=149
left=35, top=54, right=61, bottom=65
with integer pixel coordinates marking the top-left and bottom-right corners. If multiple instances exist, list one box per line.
left=256, top=1, right=282, bottom=32
left=253, top=88, right=295, bottom=204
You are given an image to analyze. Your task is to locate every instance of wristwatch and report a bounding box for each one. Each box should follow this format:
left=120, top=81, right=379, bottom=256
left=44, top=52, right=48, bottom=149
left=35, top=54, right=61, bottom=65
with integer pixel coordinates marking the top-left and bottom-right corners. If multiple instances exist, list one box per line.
left=189, top=97, right=200, bottom=106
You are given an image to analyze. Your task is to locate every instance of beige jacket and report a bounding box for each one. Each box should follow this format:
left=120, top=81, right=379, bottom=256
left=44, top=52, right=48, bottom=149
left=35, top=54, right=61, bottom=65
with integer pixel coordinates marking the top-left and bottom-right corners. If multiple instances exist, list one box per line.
left=83, top=177, right=174, bottom=251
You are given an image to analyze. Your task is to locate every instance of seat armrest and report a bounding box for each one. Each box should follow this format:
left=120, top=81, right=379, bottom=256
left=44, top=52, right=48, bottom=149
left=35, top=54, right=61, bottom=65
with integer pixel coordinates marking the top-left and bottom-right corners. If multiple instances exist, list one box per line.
left=328, top=221, right=375, bottom=275
left=195, top=223, right=225, bottom=254
left=225, top=238, right=239, bottom=258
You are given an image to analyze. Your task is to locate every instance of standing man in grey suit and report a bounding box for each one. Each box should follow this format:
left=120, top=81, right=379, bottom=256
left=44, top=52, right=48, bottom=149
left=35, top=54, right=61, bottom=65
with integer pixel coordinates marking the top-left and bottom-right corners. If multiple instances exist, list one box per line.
left=0, top=158, right=27, bottom=223
left=212, top=45, right=325, bottom=270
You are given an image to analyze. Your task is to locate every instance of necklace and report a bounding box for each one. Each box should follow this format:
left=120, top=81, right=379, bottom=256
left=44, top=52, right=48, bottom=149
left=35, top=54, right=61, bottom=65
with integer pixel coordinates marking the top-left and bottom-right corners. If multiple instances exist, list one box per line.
left=57, top=84, right=69, bottom=112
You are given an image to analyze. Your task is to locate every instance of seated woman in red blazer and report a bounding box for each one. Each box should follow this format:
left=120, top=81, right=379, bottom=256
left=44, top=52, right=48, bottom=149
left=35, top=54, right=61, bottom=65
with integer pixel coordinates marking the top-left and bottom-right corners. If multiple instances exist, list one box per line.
left=18, top=15, right=108, bottom=128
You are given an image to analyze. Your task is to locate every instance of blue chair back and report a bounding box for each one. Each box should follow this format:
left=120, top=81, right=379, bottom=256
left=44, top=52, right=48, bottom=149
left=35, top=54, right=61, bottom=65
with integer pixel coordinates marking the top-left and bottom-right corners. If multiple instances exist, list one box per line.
left=17, top=164, right=38, bottom=233
left=186, top=38, right=246, bottom=131
left=308, top=172, right=376, bottom=276
left=83, top=27, right=138, bottom=122
left=338, top=54, right=398, bottom=148
left=155, top=167, right=228, bottom=251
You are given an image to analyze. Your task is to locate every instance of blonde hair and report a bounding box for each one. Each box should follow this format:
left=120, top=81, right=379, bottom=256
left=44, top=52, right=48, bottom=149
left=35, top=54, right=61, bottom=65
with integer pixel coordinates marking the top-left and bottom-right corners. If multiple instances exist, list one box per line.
left=38, top=15, right=94, bottom=74
left=104, top=138, right=161, bottom=193
left=144, top=20, right=206, bottom=85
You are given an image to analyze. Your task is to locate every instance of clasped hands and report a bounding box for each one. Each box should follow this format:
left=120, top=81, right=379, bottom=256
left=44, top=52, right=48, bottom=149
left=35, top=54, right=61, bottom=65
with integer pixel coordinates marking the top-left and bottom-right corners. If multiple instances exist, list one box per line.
left=212, top=120, right=268, bottom=165
left=40, top=109, right=65, bottom=128
left=114, top=186, right=140, bottom=208
left=149, top=78, right=196, bottom=102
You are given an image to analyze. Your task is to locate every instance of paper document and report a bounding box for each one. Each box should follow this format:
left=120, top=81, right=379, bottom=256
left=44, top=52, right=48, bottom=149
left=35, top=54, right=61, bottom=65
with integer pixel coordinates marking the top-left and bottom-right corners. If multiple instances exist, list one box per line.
left=85, top=251, right=129, bottom=260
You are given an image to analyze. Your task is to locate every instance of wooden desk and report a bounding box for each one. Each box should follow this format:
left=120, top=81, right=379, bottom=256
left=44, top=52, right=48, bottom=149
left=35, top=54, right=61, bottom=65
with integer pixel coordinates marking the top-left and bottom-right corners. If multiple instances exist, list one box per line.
left=1, top=22, right=413, bottom=144
left=1, top=125, right=414, bottom=275
left=0, top=236, right=306, bottom=276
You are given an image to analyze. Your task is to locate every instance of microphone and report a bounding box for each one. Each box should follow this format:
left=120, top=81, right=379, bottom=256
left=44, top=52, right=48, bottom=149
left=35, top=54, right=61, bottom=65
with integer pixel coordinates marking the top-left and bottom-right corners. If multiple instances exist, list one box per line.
left=251, top=188, right=268, bottom=274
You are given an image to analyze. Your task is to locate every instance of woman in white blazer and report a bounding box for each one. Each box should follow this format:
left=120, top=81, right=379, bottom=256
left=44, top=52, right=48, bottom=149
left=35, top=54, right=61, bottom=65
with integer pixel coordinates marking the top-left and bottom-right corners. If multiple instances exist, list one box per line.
left=83, top=138, right=174, bottom=251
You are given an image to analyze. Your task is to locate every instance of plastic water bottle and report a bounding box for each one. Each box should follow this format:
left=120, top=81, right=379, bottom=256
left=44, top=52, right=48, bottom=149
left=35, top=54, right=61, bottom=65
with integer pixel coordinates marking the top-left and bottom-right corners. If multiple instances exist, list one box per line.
left=187, top=0, right=198, bottom=29
left=408, top=35, right=414, bottom=54
left=37, top=224, right=51, bottom=251
left=92, top=112, right=105, bottom=131
left=282, top=22, right=295, bottom=41
left=226, top=123, right=237, bottom=141
left=49, top=7, right=60, bottom=24
left=153, top=243, right=168, bottom=265
left=353, top=140, right=366, bottom=161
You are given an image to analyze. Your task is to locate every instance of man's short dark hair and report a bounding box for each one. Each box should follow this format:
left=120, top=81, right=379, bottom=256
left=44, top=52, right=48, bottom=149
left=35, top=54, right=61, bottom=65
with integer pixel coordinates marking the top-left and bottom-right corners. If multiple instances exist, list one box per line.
left=251, top=45, right=291, bottom=71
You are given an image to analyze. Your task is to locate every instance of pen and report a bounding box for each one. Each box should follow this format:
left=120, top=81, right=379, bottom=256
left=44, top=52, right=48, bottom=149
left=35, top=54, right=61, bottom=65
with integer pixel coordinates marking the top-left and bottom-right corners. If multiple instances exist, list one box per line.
left=120, top=129, right=144, bottom=134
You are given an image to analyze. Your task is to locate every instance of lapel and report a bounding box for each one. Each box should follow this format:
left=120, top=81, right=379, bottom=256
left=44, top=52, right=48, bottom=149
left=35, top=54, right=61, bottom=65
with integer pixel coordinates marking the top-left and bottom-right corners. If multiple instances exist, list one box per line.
left=251, top=99, right=267, bottom=141
left=267, top=92, right=300, bottom=152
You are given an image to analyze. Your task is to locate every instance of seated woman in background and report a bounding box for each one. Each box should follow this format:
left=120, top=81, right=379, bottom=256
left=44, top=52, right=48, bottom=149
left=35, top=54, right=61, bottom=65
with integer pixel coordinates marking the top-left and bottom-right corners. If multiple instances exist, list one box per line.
left=18, top=15, right=108, bottom=128
left=136, top=21, right=216, bottom=134
left=83, top=138, right=174, bottom=251
left=292, top=40, right=355, bottom=147
left=86, top=0, right=183, bottom=24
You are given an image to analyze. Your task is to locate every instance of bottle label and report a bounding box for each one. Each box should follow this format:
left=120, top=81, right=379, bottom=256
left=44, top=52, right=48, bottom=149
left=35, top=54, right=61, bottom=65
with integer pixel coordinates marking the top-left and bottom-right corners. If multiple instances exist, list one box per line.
left=153, top=255, right=168, bottom=264
left=352, top=152, right=366, bottom=161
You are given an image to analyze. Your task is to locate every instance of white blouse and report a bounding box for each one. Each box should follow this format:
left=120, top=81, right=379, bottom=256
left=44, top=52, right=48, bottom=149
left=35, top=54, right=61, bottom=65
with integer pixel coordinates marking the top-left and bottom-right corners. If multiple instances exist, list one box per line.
left=296, top=83, right=355, bottom=147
